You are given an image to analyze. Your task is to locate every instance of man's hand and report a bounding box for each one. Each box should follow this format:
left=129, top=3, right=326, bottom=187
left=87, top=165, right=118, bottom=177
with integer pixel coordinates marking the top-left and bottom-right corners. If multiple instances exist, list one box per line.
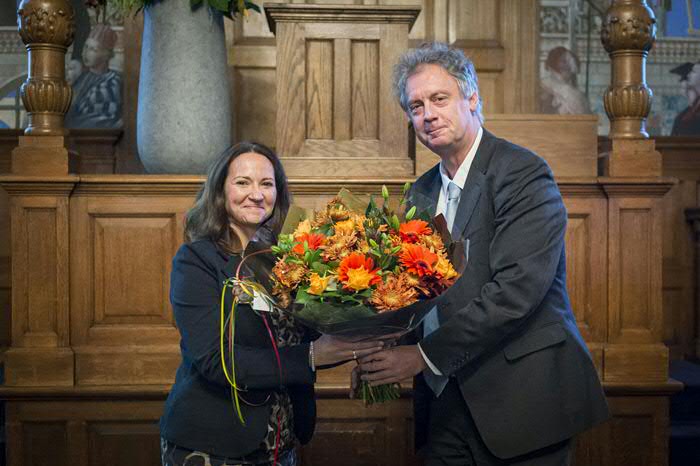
left=357, top=345, right=427, bottom=385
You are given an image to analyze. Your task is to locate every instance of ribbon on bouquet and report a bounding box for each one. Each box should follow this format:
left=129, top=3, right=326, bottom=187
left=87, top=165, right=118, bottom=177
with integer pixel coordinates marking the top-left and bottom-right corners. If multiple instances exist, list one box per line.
left=219, top=249, right=283, bottom=427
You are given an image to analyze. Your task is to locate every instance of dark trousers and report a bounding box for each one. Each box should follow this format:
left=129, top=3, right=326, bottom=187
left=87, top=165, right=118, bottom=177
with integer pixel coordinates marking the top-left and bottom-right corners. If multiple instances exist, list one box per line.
left=422, top=380, right=571, bottom=466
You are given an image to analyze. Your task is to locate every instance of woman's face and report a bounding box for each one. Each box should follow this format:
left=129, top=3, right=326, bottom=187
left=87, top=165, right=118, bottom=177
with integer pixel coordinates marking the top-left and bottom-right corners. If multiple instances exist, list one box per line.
left=224, top=152, right=277, bottom=234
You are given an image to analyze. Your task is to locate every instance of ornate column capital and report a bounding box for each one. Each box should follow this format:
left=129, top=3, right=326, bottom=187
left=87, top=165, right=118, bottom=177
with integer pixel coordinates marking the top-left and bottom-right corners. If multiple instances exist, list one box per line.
left=601, top=1, right=656, bottom=54
left=16, top=0, right=74, bottom=136
left=17, top=0, right=75, bottom=47
left=600, top=1, right=656, bottom=141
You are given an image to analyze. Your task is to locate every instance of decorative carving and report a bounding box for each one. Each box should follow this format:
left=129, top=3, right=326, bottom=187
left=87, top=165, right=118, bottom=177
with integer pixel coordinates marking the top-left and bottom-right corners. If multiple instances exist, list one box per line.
left=21, top=78, right=72, bottom=114
left=540, top=6, right=569, bottom=34
left=17, top=0, right=75, bottom=47
left=601, top=2, right=656, bottom=53
left=600, top=0, right=656, bottom=140
left=604, top=84, right=652, bottom=119
left=16, top=0, right=75, bottom=136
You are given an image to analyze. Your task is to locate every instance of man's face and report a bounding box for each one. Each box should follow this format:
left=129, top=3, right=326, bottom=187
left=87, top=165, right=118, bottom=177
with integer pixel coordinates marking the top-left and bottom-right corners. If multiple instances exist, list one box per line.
left=405, top=64, right=480, bottom=159
left=687, top=64, right=700, bottom=94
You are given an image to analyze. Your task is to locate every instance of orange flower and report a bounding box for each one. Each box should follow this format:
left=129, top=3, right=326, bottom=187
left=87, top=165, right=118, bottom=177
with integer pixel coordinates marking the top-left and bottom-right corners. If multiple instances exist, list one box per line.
left=338, top=253, right=381, bottom=290
left=321, top=234, right=357, bottom=261
left=272, top=256, right=307, bottom=288
left=292, top=232, right=326, bottom=255
left=370, top=274, right=419, bottom=311
left=400, top=243, right=438, bottom=277
left=399, top=220, right=432, bottom=243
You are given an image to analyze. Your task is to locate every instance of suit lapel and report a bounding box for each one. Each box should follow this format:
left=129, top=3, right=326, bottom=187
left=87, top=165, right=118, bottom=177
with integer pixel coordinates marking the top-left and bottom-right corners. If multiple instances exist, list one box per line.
left=409, top=164, right=441, bottom=215
left=451, top=129, right=497, bottom=238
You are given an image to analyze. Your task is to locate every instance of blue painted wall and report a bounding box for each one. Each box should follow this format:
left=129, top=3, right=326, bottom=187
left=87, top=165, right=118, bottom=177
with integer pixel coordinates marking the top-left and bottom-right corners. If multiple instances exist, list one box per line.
left=665, top=0, right=700, bottom=37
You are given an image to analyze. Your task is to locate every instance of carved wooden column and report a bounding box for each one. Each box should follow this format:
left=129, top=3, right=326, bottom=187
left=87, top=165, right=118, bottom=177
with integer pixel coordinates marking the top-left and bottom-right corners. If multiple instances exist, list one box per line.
left=1, top=0, right=77, bottom=386
left=600, top=0, right=661, bottom=176
left=597, top=4, right=677, bottom=465
left=265, top=4, right=419, bottom=178
left=13, top=0, right=74, bottom=175
left=686, top=208, right=700, bottom=359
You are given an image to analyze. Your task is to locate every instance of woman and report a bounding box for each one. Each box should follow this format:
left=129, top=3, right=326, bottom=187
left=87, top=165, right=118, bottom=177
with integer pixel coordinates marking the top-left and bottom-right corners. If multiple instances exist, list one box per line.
left=160, top=142, right=381, bottom=466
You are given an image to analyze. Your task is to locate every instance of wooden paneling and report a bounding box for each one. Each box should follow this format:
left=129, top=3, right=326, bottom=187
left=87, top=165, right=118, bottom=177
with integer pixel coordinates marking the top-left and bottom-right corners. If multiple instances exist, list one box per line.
left=2, top=180, right=75, bottom=386
left=68, top=181, right=196, bottom=385
left=21, top=422, right=70, bottom=466
left=657, top=137, right=700, bottom=360
left=269, top=6, right=417, bottom=177
left=88, top=422, right=161, bottom=466
left=485, top=115, right=599, bottom=177
left=351, top=40, right=379, bottom=139
left=0, top=388, right=675, bottom=466
left=306, top=39, right=334, bottom=140
left=302, top=398, right=419, bottom=466
left=561, top=190, right=608, bottom=373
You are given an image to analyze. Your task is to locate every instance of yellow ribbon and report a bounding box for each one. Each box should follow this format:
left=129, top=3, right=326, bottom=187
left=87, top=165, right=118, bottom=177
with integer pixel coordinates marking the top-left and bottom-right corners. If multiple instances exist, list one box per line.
left=220, top=278, right=279, bottom=426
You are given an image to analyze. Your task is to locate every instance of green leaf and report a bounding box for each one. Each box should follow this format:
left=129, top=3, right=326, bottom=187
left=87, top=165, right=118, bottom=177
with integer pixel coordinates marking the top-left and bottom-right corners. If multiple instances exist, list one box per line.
left=207, top=0, right=229, bottom=13
left=403, top=182, right=411, bottom=194
left=381, top=185, right=389, bottom=200
left=391, top=214, right=400, bottom=231
left=244, top=1, right=261, bottom=13
left=368, top=238, right=379, bottom=248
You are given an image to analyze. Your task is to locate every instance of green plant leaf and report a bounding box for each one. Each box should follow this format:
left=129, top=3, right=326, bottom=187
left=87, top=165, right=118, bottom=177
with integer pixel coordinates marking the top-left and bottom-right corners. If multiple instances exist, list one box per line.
left=207, top=0, right=229, bottom=13
left=244, top=1, right=261, bottom=12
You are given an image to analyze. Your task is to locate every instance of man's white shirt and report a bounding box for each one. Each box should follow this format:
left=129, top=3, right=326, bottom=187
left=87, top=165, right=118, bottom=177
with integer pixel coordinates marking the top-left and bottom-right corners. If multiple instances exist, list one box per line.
left=418, top=126, right=483, bottom=376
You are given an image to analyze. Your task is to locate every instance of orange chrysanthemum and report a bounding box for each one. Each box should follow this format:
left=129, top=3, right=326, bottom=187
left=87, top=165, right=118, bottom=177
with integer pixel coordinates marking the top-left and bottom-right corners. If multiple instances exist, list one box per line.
left=399, top=220, right=433, bottom=243
left=292, top=232, right=326, bottom=255
left=399, top=243, right=438, bottom=277
left=272, top=256, right=308, bottom=288
left=312, top=198, right=350, bottom=227
left=370, top=274, right=419, bottom=311
left=338, top=253, right=381, bottom=290
left=420, top=232, right=445, bottom=252
left=321, top=234, right=357, bottom=261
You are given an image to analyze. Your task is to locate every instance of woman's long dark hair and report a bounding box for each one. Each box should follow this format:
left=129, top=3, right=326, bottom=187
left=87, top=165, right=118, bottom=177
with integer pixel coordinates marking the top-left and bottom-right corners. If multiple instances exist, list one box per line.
left=184, top=142, right=290, bottom=253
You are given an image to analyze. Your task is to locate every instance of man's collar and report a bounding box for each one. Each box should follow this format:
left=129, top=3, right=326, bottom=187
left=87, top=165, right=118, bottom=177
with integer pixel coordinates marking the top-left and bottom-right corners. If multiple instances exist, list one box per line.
left=439, top=126, right=483, bottom=190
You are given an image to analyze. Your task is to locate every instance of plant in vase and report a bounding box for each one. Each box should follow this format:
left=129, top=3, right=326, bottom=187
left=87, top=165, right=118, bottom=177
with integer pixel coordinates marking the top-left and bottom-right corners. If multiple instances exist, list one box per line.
left=84, top=0, right=261, bottom=174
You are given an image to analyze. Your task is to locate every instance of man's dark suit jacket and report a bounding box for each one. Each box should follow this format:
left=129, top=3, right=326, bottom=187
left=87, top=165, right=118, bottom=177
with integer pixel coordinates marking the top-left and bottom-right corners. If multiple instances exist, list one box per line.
left=160, top=239, right=316, bottom=459
left=410, top=129, right=609, bottom=460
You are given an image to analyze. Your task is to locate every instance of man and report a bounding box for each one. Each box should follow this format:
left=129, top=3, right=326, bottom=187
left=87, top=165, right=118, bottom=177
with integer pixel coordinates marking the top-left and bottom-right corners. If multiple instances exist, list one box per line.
left=65, top=24, right=123, bottom=129
left=670, top=62, right=700, bottom=136
left=357, top=43, right=609, bottom=465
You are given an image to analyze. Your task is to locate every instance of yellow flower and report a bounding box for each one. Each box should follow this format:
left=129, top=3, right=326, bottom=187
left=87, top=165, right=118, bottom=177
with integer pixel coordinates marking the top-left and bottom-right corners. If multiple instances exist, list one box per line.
left=435, top=256, right=458, bottom=280
left=293, top=219, right=312, bottom=237
left=334, top=219, right=355, bottom=236
left=308, top=273, right=331, bottom=295
left=345, top=267, right=376, bottom=291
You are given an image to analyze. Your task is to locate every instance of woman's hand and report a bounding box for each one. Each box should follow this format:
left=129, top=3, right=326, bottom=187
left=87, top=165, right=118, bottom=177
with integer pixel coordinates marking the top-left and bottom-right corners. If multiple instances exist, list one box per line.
left=313, top=335, right=384, bottom=367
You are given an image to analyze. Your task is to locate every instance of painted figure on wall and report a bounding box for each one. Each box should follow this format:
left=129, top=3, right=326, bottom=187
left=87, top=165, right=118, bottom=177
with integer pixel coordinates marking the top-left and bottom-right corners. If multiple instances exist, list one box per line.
left=540, top=46, right=591, bottom=115
left=64, top=24, right=123, bottom=129
left=670, top=62, right=700, bottom=136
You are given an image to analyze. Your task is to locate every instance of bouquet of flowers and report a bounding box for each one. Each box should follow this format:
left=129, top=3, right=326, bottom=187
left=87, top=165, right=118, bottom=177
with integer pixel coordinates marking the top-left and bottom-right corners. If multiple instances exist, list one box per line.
left=269, top=185, right=466, bottom=403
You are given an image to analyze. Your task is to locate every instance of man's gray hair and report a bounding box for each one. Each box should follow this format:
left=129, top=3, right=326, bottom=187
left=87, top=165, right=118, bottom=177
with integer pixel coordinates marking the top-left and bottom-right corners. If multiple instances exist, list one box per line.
left=393, top=42, right=483, bottom=123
